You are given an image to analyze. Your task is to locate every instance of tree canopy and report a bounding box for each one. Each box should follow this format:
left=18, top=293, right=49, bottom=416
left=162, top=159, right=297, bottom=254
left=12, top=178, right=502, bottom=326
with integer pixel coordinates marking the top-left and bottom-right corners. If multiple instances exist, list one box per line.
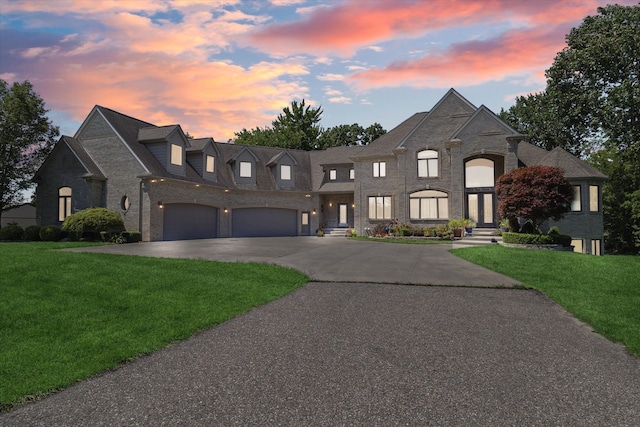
left=496, top=165, right=573, bottom=231
left=233, top=100, right=386, bottom=150
left=0, top=80, right=59, bottom=222
left=499, top=4, right=640, bottom=253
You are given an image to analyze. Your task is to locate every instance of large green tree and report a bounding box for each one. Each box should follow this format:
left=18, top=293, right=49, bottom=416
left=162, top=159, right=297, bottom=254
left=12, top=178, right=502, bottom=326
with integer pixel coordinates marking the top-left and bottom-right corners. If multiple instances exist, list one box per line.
left=0, top=80, right=59, bottom=223
left=234, top=100, right=323, bottom=150
left=234, top=100, right=386, bottom=150
left=500, top=4, right=640, bottom=254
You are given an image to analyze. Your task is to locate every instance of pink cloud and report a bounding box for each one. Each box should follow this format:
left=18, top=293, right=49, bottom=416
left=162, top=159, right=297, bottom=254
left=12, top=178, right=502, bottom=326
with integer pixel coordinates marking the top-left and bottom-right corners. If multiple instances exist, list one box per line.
left=346, top=25, right=567, bottom=89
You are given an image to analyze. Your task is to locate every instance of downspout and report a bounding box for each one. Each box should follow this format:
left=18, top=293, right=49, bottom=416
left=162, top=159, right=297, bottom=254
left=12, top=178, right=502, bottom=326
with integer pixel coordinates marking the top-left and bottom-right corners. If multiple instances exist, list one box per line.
left=139, top=179, right=143, bottom=239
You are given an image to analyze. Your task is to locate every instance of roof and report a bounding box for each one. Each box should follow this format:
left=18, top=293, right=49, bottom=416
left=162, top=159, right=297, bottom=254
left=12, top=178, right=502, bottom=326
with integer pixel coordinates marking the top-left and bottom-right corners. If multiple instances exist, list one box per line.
left=34, top=135, right=106, bottom=181
left=309, top=145, right=361, bottom=191
left=537, top=147, right=608, bottom=180
left=352, top=112, right=427, bottom=158
left=138, top=125, right=181, bottom=143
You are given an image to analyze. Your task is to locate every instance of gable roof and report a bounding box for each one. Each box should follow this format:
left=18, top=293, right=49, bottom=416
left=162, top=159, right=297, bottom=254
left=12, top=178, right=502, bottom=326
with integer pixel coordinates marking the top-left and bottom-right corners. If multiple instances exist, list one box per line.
left=138, top=125, right=183, bottom=143
left=450, top=105, right=523, bottom=141
left=34, top=136, right=106, bottom=181
left=266, top=150, right=298, bottom=167
left=352, top=112, right=427, bottom=159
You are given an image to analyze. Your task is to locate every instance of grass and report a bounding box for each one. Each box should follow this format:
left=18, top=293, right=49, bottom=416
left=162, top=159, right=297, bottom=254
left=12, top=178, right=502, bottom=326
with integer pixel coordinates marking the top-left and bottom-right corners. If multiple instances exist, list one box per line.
left=0, top=242, right=308, bottom=409
left=451, top=245, right=640, bottom=357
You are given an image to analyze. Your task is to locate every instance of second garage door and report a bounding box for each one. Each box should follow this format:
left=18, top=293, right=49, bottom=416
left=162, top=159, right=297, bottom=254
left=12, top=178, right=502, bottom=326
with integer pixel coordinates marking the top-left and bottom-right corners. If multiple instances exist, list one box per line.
left=232, top=208, right=297, bottom=237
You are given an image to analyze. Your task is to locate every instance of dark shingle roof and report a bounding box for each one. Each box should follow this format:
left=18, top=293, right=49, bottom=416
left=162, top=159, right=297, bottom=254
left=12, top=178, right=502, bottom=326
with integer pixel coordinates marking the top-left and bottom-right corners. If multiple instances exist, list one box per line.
left=353, top=112, right=427, bottom=158
left=62, top=136, right=106, bottom=179
left=138, top=125, right=181, bottom=143
left=538, top=147, right=608, bottom=180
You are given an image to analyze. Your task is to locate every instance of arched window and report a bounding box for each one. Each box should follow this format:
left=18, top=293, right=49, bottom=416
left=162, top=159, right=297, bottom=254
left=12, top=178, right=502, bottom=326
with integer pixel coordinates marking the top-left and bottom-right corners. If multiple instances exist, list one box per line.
left=58, top=187, right=72, bottom=221
left=465, top=158, right=494, bottom=188
left=410, top=190, right=448, bottom=219
left=417, top=150, right=438, bottom=178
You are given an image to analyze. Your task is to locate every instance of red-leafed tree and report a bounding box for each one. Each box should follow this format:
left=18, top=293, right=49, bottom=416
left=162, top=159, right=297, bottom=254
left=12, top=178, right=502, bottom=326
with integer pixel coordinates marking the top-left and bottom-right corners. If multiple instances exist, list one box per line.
left=496, top=165, right=573, bottom=231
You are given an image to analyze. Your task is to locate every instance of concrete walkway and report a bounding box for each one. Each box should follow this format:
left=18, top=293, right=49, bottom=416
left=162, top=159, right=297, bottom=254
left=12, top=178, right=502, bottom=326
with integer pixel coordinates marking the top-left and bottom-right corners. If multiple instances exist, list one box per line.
left=3, top=238, right=640, bottom=425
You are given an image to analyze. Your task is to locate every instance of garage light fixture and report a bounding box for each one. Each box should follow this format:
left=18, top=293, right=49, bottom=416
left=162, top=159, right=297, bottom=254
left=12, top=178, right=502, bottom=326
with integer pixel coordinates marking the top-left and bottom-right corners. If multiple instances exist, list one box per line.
left=312, top=209, right=316, bottom=215
left=158, top=201, right=164, bottom=208
left=224, top=207, right=228, bottom=213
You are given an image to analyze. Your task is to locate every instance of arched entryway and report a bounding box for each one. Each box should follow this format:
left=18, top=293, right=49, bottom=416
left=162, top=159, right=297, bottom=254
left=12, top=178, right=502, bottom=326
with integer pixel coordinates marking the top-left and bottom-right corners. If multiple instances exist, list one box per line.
left=464, top=156, right=503, bottom=227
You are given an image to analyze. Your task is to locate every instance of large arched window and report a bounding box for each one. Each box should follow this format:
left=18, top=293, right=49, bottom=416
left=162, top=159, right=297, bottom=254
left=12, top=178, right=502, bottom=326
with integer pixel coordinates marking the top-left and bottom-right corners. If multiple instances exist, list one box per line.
left=417, top=150, right=438, bottom=178
left=465, top=158, right=494, bottom=188
left=58, top=187, right=72, bottom=221
left=410, top=190, right=448, bottom=219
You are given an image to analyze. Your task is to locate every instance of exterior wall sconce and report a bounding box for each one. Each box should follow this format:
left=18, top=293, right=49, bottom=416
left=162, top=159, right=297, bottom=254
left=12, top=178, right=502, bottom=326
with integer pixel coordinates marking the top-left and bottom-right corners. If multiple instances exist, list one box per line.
left=352, top=203, right=355, bottom=208
left=312, top=209, right=316, bottom=215
left=224, top=189, right=230, bottom=193
left=305, top=194, right=311, bottom=198
left=224, top=207, right=228, bottom=213
left=158, top=201, right=164, bottom=208
left=151, top=179, right=157, bottom=183
left=329, top=202, right=333, bottom=207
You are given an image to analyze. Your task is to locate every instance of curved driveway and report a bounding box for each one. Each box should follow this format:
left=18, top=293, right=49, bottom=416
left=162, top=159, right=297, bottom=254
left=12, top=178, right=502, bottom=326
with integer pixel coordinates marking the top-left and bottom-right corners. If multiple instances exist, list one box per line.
left=3, top=238, right=640, bottom=425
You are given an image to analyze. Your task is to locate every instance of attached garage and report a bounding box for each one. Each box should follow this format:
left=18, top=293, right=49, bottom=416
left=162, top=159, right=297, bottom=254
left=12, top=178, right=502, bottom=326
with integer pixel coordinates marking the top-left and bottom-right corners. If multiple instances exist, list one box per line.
left=232, top=208, right=297, bottom=237
left=163, top=203, right=218, bottom=241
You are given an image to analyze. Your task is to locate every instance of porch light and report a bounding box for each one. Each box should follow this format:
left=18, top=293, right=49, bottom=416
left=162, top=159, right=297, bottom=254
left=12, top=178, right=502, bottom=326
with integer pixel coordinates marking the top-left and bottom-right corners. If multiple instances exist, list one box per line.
left=329, top=202, right=333, bottom=207
left=158, top=201, right=164, bottom=208
left=352, top=203, right=355, bottom=208
left=224, top=207, right=228, bottom=213
left=305, top=194, right=311, bottom=198
left=312, top=209, right=316, bottom=215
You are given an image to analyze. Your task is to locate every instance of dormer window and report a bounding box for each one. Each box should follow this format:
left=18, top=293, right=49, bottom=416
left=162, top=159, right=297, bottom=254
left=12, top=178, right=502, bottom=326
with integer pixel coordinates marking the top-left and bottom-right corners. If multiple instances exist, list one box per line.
left=206, top=155, right=215, bottom=173
left=329, top=169, right=337, bottom=180
left=281, top=164, right=292, bottom=181
left=171, top=144, right=183, bottom=166
left=350, top=168, right=355, bottom=180
left=240, top=161, right=252, bottom=178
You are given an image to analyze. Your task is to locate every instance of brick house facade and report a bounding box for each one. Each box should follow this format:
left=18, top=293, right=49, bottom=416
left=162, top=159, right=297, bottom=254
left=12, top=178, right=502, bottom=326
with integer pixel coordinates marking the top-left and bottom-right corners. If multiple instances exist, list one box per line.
left=34, top=89, right=607, bottom=253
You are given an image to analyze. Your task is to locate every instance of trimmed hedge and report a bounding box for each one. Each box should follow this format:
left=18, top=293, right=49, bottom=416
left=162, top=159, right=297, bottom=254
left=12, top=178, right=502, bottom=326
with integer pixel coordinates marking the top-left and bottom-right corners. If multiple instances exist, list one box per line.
left=24, top=225, right=41, bottom=241
left=39, top=225, right=62, bottom=241
left=62, top=208, right=125, bottom=238
left=502, top=232, right=572, bottom=246
left=0, top=225, right=24, bottom=241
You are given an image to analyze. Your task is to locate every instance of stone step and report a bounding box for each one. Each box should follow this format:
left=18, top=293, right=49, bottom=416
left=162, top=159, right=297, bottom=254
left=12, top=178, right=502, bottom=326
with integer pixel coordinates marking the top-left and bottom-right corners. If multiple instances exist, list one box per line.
left=321, top=227, right=351, bottom=237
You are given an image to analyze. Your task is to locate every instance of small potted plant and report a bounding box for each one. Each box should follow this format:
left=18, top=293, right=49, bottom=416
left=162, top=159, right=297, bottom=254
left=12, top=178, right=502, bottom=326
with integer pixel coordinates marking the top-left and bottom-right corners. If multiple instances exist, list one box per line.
left=316, top=227, right=324, bottom=237
left=463, top=219, right=476, bottom=236
left=448, top=218, right=466, bottom=239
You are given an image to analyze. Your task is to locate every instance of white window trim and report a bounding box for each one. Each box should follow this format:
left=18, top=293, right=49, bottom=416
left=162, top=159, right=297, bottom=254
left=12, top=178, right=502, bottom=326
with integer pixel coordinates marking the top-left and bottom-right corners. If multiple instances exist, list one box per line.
left=239, top=161, right=252, bottom=178
left=329, top=169, right=337, bottom=180
left=281, top=164, right=292, bottom=181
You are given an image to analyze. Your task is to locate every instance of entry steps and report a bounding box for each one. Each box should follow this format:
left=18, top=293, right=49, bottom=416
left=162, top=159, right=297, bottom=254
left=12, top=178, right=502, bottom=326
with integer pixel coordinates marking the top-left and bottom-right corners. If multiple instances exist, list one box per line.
left=452, top=228, right=502, bottom=249
left=321, top=227, right=352, bottom=237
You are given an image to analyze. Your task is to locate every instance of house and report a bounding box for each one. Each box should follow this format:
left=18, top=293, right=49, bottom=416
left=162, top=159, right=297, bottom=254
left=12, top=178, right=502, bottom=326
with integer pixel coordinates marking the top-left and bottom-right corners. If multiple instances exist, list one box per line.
left=34, top=89, right=607, bottom=254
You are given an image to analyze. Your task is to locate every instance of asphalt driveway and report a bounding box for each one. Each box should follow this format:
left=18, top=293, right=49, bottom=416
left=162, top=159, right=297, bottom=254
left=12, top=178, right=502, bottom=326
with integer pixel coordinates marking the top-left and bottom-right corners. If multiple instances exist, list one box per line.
left=63, top=236, right=520, bottom=287
left=3, top=238, right=640, bottom=425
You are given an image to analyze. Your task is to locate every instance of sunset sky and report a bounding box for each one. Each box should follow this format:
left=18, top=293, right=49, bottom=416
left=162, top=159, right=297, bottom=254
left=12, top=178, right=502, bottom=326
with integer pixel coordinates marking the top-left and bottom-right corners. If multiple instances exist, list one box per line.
left=1, top=0, right=634, bottom=141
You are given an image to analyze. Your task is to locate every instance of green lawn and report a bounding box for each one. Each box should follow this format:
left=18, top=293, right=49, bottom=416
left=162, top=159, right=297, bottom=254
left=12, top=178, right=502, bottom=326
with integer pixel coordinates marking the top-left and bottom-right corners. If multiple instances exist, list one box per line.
left=451, top=245, right=640, bottom=357
left=0, top=242, right=308, bottom=409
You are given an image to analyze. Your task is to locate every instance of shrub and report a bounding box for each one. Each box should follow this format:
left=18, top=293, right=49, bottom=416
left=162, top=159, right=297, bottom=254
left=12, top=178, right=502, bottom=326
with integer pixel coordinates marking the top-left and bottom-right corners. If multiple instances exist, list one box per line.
left=39, top=225, right=62, bottom=241
left=62, top=208, right=125, bottom=236
left=435, top=224, right=453, bottom=240
left=0, top=224, right=24, bottom=241
left=502, top=232, right=554, bottom=245
left=24, top=225, right=41, bottom=241
left=123, top=231, right=142, bottom=243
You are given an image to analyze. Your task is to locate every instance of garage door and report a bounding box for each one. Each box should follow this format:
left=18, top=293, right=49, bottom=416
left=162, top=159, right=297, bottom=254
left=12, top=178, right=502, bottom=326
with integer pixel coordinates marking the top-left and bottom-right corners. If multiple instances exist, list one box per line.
left=232, top=208, right=297, bottom=237
left=163, top=203, right=218, bottom=241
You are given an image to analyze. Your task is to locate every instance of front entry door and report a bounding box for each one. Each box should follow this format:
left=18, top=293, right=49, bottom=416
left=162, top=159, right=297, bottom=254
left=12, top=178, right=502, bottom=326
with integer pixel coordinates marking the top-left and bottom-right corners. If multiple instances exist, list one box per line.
left=338, top=204, right=348, bottom=227
left=301, top=212, right=310, bottom=236
left=467, top=193, right=494, bottom=227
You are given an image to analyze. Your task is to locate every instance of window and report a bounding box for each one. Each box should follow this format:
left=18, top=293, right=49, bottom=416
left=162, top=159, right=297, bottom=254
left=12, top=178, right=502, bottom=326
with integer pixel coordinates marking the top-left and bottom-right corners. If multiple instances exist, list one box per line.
left=58, top=187, right=72, bottom=221
left=572, top=239, right=584, bottom=253
left=170, top=144, right=183, bottom=166
left=417, top=150, right=438, bottom=178
left=368, top=196, right=392, bottom=219
left=589, top=185, right=599, bottom=212
left=120, top=195, right=130, bottom=212
left=373, top=161, right=386, bottom=177
left=410, top=190, right=449, bottom=219
left=239, top=161, right=252, bottom=178
left=281, top=164, right=292, bottom=181
left=591, top=239, right=601, bottom=255
left=465, top=158, right=494, bottom=188
left=206, top=155, right=215, bottom=173
left=349, top=168, right=355, bottom=180
left=571, top=185, right=581, bottom=211
left=329, top=169, right=337, bottom=180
